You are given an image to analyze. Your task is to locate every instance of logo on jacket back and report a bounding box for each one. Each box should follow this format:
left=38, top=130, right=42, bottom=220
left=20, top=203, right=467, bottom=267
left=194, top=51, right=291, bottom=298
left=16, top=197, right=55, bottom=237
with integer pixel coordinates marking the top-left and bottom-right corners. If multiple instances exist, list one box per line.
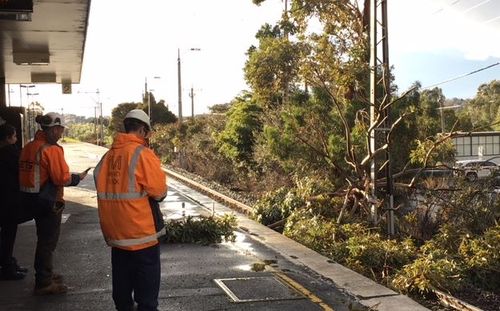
left=19, top=160, right=34, bottom=171
left=108, top=155, right=122, bottom=185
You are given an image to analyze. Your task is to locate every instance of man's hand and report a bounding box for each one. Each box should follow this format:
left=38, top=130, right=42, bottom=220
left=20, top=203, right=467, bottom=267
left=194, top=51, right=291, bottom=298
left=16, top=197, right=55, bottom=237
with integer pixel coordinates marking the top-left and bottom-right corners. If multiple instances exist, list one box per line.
left=79, top=167, right=92, bottom=180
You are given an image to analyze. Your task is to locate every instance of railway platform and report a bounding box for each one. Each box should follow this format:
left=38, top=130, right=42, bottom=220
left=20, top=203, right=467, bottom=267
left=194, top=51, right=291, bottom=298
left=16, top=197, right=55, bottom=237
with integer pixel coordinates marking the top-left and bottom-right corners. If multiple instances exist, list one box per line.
left=0, top=141, right=428, bottom=310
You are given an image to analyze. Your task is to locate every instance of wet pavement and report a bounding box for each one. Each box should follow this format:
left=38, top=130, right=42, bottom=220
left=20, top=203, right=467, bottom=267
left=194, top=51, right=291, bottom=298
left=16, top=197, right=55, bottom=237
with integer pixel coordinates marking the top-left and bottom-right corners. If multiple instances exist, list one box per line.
left=0, top=141, right=426, bottom=310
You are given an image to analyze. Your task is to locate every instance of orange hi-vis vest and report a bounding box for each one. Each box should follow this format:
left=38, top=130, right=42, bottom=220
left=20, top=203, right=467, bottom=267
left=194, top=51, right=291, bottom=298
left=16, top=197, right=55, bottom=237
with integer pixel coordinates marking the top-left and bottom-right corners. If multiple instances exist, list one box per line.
left=94, top=133, right=167, bottom=251
left=19, top=131, right=72, bottom=201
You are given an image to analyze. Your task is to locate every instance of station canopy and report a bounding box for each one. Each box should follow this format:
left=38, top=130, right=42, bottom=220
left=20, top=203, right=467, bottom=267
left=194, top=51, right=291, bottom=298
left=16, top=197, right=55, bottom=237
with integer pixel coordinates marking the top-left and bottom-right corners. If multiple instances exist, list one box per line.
left=0, top=0, right=91, bottom=87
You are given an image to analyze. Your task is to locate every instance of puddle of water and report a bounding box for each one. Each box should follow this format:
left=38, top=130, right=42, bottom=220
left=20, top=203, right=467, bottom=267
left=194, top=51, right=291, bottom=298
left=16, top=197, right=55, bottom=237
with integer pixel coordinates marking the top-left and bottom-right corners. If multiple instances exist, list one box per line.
left=222, top=231, right=255, bottom=254
left=235, top=264, right=252, bottom=271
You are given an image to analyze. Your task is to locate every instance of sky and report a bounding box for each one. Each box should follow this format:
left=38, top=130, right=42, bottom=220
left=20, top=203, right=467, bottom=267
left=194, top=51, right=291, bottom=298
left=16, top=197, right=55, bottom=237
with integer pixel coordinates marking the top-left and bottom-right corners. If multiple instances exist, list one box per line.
left=6, top=0, right=500, bottom=117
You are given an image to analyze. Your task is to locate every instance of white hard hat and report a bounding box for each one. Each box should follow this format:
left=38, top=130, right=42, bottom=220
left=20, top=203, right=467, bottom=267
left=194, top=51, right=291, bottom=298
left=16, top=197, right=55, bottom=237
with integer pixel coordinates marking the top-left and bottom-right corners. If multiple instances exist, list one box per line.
left=124, top=109, right=151, bottom=129
left=37, top=112, right=65, bottom=128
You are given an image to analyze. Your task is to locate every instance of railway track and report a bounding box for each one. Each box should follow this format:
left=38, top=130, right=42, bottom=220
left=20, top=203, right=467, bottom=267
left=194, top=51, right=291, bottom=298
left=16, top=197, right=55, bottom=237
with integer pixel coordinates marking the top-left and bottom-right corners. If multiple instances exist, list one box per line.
left=163, top=167, right=253, bottom=215
left=434, top=290, right=485, bottom=311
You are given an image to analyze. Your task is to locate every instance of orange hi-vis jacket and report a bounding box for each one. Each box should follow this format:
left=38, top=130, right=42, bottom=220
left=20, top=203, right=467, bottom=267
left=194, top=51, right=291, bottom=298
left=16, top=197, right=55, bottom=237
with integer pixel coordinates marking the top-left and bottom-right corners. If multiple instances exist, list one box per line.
left=19, top=130, right=74, bottom=202
left=94, top=133, right=167, bottom=251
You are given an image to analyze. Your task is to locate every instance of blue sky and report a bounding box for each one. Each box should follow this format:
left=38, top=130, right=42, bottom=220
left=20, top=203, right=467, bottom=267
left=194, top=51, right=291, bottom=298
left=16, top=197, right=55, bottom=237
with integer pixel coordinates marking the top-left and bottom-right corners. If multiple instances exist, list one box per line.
left=390, top=0, right=500, bottom=98
left=393, top=52, right=499, bottom=98
left=7, top=0, right=500, bottom=117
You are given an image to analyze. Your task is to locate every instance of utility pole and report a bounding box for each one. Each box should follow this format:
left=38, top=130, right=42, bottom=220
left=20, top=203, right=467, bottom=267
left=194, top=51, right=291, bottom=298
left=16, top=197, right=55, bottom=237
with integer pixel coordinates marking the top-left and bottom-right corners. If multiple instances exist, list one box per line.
left=98, top=89, right=103, bottom=145
left=189, top=87, right=195, bottom=119
left=61, top=107, right=65, bottom=141
left=177, top=48, right=183, bottom=124
left=439, top=99, right=445, bottom=133
left=370, top=0, right=394, bottom=235
left=94, top=106, right=98, bottom=144
left=178, top=48, right=201, bottom=124
left=7, top=83, right=11, bottom=107
left=146, top=77, right=151, bottom=121
left=19, top=85, right=22, bottom=108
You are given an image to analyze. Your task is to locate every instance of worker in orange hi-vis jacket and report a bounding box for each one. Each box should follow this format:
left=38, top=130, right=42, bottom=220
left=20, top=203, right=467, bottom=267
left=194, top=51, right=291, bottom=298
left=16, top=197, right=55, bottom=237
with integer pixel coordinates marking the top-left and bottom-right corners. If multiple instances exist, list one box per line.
left=19, top=112, right=88, bottom=295
left=93, top=109, right=167, bottom=311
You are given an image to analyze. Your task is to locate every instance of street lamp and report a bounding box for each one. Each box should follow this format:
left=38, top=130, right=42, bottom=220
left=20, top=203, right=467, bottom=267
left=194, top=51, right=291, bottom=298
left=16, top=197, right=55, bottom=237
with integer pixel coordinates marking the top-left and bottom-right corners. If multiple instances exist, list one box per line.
left=177, top=48, right=201, bottom=124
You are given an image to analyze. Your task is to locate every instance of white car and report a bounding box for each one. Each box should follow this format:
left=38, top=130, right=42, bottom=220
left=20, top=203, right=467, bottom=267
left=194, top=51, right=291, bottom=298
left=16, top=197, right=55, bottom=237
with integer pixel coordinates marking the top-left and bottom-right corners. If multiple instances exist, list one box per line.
left=454, top=159, right=499, bottom=181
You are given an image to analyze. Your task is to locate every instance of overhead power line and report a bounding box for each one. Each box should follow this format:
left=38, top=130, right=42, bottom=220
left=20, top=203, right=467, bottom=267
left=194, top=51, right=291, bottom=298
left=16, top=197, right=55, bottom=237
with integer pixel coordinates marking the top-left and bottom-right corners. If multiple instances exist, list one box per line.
left=432, top=0, right=461, bottom=15
left=423, top=62, right=500, bottom=90
left=462, top=0, right=493, bottom=15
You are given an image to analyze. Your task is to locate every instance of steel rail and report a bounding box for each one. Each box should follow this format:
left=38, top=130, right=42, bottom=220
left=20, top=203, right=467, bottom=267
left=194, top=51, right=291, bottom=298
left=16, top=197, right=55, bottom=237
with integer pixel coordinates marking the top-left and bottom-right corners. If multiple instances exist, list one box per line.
left=162, top=167, right=253, bottom=215
left=434, top=289, right=484, bottom=311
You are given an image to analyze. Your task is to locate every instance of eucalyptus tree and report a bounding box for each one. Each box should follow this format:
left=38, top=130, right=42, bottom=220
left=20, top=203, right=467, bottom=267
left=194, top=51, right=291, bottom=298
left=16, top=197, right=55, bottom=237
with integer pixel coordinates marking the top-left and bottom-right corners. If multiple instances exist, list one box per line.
left=243, top=0, right=457, bottom=225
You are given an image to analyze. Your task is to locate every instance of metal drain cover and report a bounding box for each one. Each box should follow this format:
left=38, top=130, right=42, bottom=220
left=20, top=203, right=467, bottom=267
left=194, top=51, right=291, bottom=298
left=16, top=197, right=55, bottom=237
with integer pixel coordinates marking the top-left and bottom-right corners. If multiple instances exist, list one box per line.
left=214, top=276, right=305, bottom=303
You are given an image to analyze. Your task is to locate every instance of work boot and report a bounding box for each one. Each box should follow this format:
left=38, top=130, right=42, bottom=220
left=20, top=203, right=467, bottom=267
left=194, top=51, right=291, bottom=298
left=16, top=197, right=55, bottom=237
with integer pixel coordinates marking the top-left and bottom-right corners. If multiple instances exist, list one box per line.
left=11, top=257, right=28, bottom=273
left=0, top=267, right=26, bottom=281
left=52, top=273, right=63, bottom=283
left=34, top=281, right=68, bottom=295
left=1, top=257, right=28, bottom=274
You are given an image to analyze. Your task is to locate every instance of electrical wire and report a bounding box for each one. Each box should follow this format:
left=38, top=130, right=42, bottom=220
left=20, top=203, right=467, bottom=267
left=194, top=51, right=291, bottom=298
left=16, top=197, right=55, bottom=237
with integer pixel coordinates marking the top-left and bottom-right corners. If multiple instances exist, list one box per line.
left=462, top=0, right=492, bottom=14
left=423, top=62, right=500, bottom=89
left=432, top=0, right=461, bottom=15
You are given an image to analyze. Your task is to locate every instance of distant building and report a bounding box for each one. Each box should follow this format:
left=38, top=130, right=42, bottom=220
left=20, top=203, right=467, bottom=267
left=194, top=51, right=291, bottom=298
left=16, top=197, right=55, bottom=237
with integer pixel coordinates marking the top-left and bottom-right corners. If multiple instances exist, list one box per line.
left=452, top=131, right=500, bottom=164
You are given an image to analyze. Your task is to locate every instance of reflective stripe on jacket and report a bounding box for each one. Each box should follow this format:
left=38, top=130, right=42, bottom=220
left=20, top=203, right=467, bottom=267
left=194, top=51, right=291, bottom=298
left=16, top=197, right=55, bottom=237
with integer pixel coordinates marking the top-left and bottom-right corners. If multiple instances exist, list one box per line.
left=19, top=130, right=72, bottom=201
left=94, top=133, right=167, bottom=251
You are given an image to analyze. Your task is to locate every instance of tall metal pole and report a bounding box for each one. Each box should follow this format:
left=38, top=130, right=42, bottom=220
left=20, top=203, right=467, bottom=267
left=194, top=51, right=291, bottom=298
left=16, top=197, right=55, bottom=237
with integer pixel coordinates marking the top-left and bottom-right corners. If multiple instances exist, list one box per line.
left=369, top=0, right=378, bottom=224
left=7, top=83, right=11, bottom=107
left=61, top=107, right=64, bottom=141
left=381, top=0, right=394, bottom=236
left=96, top=89, right=103, bottom=145
left=94, top=106, right=97, bottom=144
left=145, top=77, right=151, bottom=117
left=370, top=0, right=393, bottom=234
left=439, top=99, right=445, bottom=132
left=148, top=92, right=151, bottom=120
left=177, top=48, right=183, bottom=124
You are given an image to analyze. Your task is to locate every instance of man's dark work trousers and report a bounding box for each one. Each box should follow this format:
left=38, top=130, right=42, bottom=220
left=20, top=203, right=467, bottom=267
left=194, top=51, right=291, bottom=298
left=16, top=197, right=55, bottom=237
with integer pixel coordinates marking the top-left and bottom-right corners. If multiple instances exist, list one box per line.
left=34, top=210, right=62, bottom=288
left=0, top=223, right=18, bottom=267
left=112, top=244, right=160, bottom=311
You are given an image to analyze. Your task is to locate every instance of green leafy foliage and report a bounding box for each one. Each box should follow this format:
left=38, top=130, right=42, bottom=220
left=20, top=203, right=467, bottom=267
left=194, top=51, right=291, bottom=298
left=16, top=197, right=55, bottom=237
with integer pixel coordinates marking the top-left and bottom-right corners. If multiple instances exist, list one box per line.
left=215, top=93, right=263, bottom=166
left=409, top=136, right=456, bottom=167
left=251, top=176, right=333, bottom=228
left=393, top=255, right=464, bottom=294
left=109, top=102, right=139, bottom=133
left=66, top=122, right=112, bottom=145
left=392, top=180, right=500, bottom=295
left=284, top=210, right=416, bottom=284
left=465, top=80, right=500, bottom=130
left=150, top=116, right=240, bottom=187
left=459, top=225, right=500, bottom=290
left=164, top=214, right=237, bottom=245
left=252, top=187, right=304, bottom=227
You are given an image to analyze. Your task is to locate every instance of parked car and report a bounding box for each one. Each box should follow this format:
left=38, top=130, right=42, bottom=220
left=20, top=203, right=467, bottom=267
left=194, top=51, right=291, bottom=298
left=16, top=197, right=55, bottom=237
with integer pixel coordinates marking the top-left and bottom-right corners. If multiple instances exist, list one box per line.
left=454, top=159, right=499, bottom=181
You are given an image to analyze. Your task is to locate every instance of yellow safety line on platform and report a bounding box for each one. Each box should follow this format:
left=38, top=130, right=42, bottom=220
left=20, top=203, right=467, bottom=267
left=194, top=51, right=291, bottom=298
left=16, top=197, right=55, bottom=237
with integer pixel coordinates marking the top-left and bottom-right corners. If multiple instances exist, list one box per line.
left=274, top=272, right=334, bottom=311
